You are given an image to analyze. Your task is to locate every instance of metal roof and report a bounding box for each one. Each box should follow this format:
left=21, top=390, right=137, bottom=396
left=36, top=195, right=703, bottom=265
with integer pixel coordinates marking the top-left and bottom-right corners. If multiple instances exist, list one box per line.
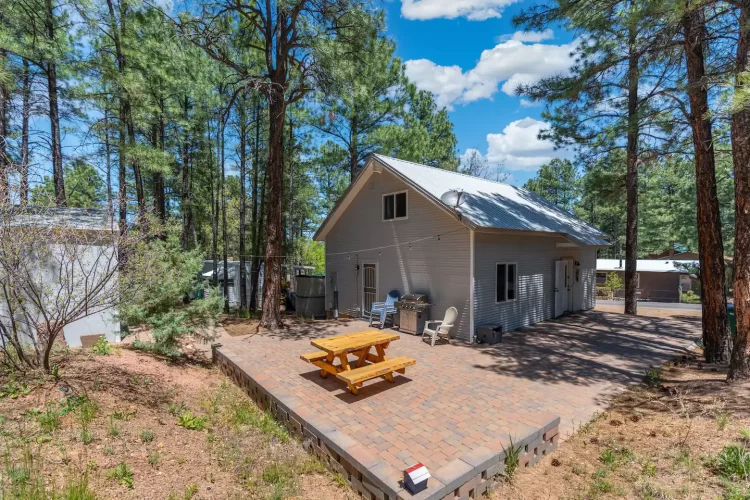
left=597, top=259, right=698, bottom=273
left=6, top=207, right=113, bottom=231
left=368, top=155, right=609, bottom=246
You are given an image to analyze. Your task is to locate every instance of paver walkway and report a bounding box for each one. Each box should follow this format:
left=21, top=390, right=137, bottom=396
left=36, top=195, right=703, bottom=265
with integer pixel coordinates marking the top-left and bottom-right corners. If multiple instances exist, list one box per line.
left=216, top=310, right=698, bottom=474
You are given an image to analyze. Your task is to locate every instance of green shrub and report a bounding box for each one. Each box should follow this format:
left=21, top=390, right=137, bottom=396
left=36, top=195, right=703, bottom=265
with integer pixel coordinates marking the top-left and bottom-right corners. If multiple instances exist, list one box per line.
left=120, top=226, right=222, bottom=357
left=681, top=290, right=701, bottom=304
left=91, top=336, right=113, bottom=355
left=712, top=444, right=750, bottom=480
left=605, top=272, right=624, bottom=293
left=140, top=429, right=154, bottom=442
left=643, top=368, right=661, bottom=388
left=176, top=411, right=207, bottom=431
left=106, top=461, right=134, bottom=488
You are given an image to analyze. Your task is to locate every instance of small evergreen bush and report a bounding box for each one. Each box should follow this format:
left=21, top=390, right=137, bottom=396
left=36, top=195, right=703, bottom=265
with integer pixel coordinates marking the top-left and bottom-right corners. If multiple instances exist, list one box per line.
left=120, top=225, right=222, bottom=357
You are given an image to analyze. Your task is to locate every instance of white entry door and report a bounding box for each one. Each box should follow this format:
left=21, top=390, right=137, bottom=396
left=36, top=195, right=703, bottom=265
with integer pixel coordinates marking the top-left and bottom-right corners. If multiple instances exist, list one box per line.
left=555, top=261, right=565, bottom=318
left=554, top=260, right=573, bottom=318
left=362, top=263, right=377, bottom=315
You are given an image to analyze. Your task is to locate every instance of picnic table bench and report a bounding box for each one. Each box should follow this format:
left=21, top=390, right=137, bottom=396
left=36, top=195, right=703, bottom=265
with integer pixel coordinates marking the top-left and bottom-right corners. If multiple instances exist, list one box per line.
left=300, top=330, right=416, bottom=395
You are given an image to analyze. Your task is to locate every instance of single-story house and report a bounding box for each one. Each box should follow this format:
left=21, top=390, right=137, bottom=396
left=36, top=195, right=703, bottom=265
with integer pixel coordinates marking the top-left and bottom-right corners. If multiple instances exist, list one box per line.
left=314, top=154, right=609, bottom=342
left=0, top=207, right=121, bottom=348
left=596, top=259, right=697, bottom=302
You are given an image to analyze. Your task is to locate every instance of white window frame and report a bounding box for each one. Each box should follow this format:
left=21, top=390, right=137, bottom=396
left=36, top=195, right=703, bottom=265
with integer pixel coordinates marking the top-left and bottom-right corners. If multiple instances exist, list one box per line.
left=382, top=190, right=408, bottom=221
left=495, top=262, right=518, bottom=303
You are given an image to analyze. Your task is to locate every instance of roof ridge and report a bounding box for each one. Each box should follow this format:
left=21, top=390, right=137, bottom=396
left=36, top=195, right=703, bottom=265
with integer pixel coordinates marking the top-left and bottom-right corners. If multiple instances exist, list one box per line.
left=373, top=153, right=517, bottom=189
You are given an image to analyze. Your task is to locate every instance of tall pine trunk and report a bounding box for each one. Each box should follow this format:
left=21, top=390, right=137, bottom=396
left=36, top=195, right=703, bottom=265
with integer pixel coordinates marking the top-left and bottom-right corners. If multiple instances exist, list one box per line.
left=238, top=99, right=248, bottom=313
left=20, top=59, right=31, bottom=204
left=288, top=115, right=295, bottom=274
left=728, top=0, right=750, bottom=382
left=180, top=97, right=191, bottom=250
left=45, top=0, right=65, bottom=206
left=104, top=107, right=113, bottom=212
left=0, top=49, right=8, bottom=203
left=682, top=2, right=730, bottom=363
left=349, top=117, right=358, bottom=183
left=250, top=100, right=262, bottom=311
left=624, top=25, right=639, bottom=316
left=221, top=113, right=229, bottom=313
left=152, top=101, right=166, bottom=221
left=259, top=94, right=285, bottom=328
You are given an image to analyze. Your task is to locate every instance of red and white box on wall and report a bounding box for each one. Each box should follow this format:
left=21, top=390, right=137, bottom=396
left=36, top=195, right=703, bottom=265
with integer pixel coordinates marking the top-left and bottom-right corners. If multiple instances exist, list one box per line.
left=403, top=463, right=430, bottom=494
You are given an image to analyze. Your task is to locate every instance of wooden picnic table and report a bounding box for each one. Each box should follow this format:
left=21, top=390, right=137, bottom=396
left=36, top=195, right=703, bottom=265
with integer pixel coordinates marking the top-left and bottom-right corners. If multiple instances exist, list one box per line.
left=300, top=330, right=416, bottom=395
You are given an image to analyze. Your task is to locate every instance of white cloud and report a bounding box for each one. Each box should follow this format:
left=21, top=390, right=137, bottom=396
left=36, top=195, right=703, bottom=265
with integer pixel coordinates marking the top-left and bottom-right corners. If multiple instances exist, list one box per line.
left=520, top=98, right=541, bottom=107
left=403, top=39, right=577, bottom=109
left=483, top=117, right=569, bottom=171
left=403, top=60, right=467, bottom=110
left=497, top=29, right=555, bottom=43
left=400, top=0, right=520, bottom=21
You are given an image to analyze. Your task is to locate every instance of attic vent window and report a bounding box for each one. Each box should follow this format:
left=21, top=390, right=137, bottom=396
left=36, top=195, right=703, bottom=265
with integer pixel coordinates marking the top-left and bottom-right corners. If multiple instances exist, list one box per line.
left=383, top=191, right=407, bottom=220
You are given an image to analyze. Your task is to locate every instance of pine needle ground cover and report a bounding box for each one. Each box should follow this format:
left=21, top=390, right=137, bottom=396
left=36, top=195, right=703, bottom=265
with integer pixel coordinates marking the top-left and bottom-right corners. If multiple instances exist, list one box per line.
left=494, top=342, right=750, bottom=499
left=0, top=347, right=356, bottom=499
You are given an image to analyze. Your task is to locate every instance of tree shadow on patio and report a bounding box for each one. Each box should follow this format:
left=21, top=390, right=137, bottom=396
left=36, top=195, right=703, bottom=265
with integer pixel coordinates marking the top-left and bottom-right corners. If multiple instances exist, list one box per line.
left=298, top=368, right=414, bottom=402
left=469, top=310, right=700, bottom=388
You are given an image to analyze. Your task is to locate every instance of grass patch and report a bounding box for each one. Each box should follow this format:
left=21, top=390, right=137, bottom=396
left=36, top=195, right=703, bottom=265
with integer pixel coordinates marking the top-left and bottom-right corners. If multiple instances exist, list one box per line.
left=716, top=411, right=732, bottom=431
left=711, top=444, right=750, bottom=480
left=148, top=451, right=160, bottom=467
left=177, top=411, right=207, bottom=431
left=108, top=417, right=120, bottom=437
left=230, top=401, right=288, bottom=442
left=106, top=461, right=134, bottom=489
left=501, top=437, right=524, bottom=482
left=140, top=429, right=155, bottom=443
left=37, top=406, right=60, bottom=433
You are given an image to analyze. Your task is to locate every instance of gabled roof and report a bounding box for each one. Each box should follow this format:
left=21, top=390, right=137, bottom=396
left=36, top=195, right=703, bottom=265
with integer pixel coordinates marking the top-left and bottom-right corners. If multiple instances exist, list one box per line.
left=314, top=154, right=609, bottom=246
left=597, top=259, right=698, bottom=273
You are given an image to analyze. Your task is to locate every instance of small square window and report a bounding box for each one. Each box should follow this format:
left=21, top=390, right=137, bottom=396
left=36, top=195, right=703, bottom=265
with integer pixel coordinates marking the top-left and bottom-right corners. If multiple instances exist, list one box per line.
left=383, top=191, right=407, bottom=220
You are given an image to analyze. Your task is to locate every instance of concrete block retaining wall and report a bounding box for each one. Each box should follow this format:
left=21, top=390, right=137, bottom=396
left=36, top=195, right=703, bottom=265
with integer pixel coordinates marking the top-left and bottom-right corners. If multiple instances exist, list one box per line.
left=213, top=344, right=559, bottom=500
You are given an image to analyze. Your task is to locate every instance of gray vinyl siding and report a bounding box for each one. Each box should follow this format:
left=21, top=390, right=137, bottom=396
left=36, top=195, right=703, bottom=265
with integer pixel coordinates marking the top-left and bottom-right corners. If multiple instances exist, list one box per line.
left=324, top=170, right=472, bottom=340
left=473, top=232, right=597, bottom=333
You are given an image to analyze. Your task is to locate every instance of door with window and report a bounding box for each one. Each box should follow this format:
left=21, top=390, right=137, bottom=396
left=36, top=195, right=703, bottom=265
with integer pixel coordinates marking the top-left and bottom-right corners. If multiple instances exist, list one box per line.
left=362, top=263, right=377, bottom=316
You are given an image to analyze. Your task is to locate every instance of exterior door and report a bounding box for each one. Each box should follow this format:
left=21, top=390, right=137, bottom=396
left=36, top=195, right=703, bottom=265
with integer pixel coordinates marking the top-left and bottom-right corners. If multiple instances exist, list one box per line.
left=555, top=261, right=564, bottom=317
left=362, top=263, right=377, bottom=316
left=555, top=260, right=574, bottom=317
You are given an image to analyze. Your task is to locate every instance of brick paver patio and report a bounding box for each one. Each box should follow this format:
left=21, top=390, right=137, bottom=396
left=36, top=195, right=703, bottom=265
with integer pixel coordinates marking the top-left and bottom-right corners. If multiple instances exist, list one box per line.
left=215, top=310, right=698, bottom=498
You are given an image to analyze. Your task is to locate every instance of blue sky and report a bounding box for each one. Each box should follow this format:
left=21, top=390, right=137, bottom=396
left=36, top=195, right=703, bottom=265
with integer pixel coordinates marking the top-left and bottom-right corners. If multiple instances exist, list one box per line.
left=380, top=0, right=576, bottom=185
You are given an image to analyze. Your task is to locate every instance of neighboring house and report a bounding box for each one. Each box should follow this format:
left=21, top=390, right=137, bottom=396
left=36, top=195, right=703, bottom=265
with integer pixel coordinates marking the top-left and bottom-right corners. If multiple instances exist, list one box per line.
left=314, top=154, right=609, bottom=341
left=596, top=259, right=697, bottom=302
left=0, top=207, right=121, bottom=348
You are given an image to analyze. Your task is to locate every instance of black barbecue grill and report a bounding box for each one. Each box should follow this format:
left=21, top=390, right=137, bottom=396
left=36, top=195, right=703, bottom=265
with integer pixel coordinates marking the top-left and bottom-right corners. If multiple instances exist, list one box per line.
left=396, top=293, right=431, bottom=334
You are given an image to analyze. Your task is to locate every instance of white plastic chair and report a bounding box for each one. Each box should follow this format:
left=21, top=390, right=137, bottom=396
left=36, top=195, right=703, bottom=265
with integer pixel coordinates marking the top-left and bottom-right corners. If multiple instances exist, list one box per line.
left=422, top=307, right=458, bottom=346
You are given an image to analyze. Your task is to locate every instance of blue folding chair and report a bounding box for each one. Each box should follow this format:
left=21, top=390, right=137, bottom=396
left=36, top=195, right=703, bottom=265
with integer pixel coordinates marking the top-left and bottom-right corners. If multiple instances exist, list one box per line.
left=368, top=290, right=400, bottom=329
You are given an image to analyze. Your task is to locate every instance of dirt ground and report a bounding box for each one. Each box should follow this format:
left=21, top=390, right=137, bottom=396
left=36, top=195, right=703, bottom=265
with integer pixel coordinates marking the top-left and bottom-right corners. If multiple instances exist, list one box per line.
left=0, top=346, right=357, bottom=499
left=493, top=343, right=750, bottom=499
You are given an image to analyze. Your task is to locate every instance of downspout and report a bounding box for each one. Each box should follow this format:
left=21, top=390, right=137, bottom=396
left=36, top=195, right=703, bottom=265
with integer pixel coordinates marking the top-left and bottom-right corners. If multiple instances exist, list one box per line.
left=469, top=229, right=475, bottom=343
